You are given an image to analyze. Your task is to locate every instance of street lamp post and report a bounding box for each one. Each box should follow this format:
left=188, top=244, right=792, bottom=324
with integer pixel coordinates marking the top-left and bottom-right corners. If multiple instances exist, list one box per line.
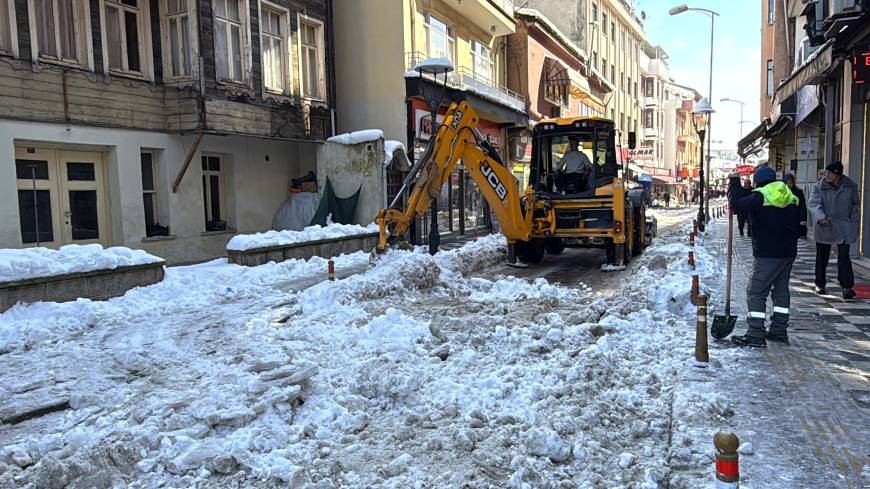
left=720, top=97, right=747, bottom=139
left=692, top=98, right=715, bottom=232
left=414, top=57, right=454, bottom=255
left=670, top=4, right=718, bottom=225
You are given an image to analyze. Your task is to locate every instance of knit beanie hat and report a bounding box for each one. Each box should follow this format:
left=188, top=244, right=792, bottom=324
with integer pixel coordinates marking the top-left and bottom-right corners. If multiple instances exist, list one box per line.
left=826, top=161, right=844, bottom=175
left=754, top=165, right=776, bottom=186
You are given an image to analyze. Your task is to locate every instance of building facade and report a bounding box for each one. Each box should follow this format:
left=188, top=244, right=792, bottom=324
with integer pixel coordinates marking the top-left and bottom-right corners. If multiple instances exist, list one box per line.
left=333, top=0, right=528, bottom=242
left=663, top=82, right=702, bottom=201
left=0, top=0, right=334, bottom=263
left=504, top=8, right=612, bottom=189
left=740, top=0, right=870, bottom=255
left=636, top=43, right=670, bottom=177
left=524, top=0, right=645, bottom=146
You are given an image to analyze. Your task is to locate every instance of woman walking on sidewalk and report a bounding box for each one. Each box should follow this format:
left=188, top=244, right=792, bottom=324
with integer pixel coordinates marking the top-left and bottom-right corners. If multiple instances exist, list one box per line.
left=808, top=161, right=860, bottom=299
left=727, top=166, right=801, bottom=348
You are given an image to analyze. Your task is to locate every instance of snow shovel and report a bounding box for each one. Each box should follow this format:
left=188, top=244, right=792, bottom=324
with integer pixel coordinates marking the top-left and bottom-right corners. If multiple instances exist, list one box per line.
left=712, top=206, right=737, bottom=339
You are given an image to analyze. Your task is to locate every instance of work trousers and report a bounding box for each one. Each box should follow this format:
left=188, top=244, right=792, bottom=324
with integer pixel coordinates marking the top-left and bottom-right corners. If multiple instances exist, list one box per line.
left=746, top=257, right=795, bottom=339
left=815, top=243, right=854, bottom=290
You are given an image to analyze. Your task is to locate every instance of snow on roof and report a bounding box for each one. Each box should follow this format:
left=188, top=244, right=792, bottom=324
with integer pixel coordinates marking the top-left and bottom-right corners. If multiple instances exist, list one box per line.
left=412, top=57, right=454, bottom=73
left=326, top=129, right=384, bottom=145
left=516, top=8, right=588, bottom=62
left=226, top=223, right=378, bottom=251
left=0, top=244, right=163, bottom=283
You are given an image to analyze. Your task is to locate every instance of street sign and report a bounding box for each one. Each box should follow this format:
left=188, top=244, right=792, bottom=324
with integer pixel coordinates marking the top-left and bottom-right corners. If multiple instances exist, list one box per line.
left=734, top=165, right=755, bottom=176
left=853, top=47, right=870, bottom=85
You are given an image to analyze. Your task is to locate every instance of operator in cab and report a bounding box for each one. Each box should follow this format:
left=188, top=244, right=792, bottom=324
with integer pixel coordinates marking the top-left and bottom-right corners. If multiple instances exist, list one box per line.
left=557, top=136, right=593, bottom=193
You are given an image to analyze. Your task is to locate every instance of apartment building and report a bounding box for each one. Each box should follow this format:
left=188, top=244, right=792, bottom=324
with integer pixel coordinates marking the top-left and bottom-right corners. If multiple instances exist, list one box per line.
left=637, top=42, right=669, bottom=174
left=505, top=8, right=612, bottom=188
left=0, top=0, right=334, bottom=263
left=663, top=82, right=702, bottom=200
left=333, top=0, right=528, bottom=242
left=526, top=0, right=646, bottom=146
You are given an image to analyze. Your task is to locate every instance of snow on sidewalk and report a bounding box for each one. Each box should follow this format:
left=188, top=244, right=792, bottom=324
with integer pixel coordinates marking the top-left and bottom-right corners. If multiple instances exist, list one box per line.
left=1, top=229, right=729, bottom=488
left=0, top=244, right=162, bottom=283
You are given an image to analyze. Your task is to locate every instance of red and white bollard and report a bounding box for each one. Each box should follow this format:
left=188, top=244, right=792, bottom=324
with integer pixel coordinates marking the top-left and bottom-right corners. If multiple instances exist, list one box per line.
left=690, top=232, right=695, bottom=247
left=691, top=274, right=700, bottom=305
left=688, top=250, right=695, bottom=270
left=714, top=431, right=740, bottom=488
left=328, top=259, right=335, bottom=281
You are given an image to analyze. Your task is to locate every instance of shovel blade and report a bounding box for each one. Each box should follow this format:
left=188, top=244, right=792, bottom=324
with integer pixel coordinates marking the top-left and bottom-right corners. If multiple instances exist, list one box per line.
left=711, top=315, right=737, bottom=340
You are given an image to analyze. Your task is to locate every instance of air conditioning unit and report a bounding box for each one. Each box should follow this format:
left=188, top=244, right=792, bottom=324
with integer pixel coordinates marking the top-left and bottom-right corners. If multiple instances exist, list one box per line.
left=830, top=0, right=861, bottom=17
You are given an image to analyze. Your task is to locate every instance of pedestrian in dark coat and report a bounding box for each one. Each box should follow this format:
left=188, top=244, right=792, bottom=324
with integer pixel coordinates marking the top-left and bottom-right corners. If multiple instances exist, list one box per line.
left=783, top=173, right=807, bottom=238
left=808, top=161, right=860, bottom=299
left=736, top=179, right=753, bottom=237
left=727, top=166, right=801, bottom=347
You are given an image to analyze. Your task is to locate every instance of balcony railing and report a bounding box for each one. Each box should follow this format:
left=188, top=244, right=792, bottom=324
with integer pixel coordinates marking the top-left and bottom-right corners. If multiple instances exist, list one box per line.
left=643, top=127, right=658, bottom=139
left=489, top=0, right=514, bottom=14
left=406, top=52, right=525, bottom=112
left=643, top=96, right=656, bottom=107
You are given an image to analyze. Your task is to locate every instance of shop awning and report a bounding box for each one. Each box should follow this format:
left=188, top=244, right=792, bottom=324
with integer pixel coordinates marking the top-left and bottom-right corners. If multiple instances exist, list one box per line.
left=544, top=57, right=570, bottom=86
left=653, top=175, right=677, bottom=184
left=766, top=115, right=793, bottom=138
left=568, top=69, right=592, bottom=98
left=771, top=40, right=833, bottom=110
left=738, top=119, right=770, bottom=158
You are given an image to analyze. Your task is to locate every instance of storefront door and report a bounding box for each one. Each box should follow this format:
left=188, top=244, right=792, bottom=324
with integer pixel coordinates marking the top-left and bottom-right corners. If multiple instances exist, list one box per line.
left=14, top=147, right=108, bottom=248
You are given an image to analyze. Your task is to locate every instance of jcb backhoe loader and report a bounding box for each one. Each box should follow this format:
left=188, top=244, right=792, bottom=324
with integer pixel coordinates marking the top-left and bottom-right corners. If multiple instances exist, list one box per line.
left=375, top=100, right=654, bottom=267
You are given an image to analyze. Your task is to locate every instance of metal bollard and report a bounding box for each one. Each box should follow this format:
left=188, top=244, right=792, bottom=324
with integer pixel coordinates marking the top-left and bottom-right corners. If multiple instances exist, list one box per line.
left=714, top=432, right=740, bottom=488
left=690, top=232, right=695, bottom=247
left=328, top=259, right=335, bottom=281
left=691, top=274, right=700, bottom=305
left=693, top=219, right=698, bottom=234
left=688, top=250, right=695, bottom=269
left=695, top=294, right=709, bottom=364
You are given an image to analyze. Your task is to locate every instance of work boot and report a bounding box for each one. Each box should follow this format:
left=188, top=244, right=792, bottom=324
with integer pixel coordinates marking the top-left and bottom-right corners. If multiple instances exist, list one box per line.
left=814, top=286, right=826, bottom=295
left=843, top=288, right=856, bottom=300
left=731, top=333, right=766, bottom=348
left=765, top=331, right=790, bottom=345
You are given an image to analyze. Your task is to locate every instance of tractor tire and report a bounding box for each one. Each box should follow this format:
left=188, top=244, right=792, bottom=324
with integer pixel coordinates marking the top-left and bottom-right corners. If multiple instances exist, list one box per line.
left=545, top=238, right=566, bottom=255
left=518, top=239, right=546, bottom=264
left=605, top=241, right=616, bottom=264
left=632, top=207, right=645, bottom=257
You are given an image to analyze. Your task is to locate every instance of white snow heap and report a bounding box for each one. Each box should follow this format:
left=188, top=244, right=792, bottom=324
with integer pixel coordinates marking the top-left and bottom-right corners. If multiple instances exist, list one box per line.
left=326, top=129, right=384, bottom=145
left=226, top=223, right=379, bottom=251
left=0, top=244, right=163, bottom=283
left=384, top=140, right=406, bottom=166
left=412, top=56, right=454, bottom=74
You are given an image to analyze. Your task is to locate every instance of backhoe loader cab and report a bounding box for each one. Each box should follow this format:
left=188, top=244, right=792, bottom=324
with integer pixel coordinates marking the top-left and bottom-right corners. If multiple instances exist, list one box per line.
left=514, top=116, right=653, bottom=266
left=530, top=118, right=620, bottom=198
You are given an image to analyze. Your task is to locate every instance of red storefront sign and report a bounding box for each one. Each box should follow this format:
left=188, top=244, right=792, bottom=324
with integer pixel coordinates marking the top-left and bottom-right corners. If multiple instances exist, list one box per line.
left=734, top=164, right=755, bottom=176
left=410, top=99, right=503, bottom=149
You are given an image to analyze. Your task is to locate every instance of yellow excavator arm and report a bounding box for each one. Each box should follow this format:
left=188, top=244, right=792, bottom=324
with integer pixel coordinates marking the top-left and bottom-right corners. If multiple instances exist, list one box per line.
left=375, top=101, right=533, bottom=251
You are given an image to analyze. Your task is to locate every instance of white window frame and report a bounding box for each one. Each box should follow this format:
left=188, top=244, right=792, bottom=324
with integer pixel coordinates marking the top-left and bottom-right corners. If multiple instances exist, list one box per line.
left=141, top=150, right=160, bottom=234
left=423, top=12, right=454, bottom=63
left=470, top=39, right=493, bottom=83
left=27, top=0, right=93, bottom=68
left=213, top=0, right=251, bottom=85
left=160, top=0, right=198, bottom=82
left=1, top=0, right=19, bottom=57
left=297, top=13, right=325, bottom=101
left=99, top=0, right=153, bottom=79
left=258, top=0, right=288, bottom=95
left=201, top=154, right=228, bottom=227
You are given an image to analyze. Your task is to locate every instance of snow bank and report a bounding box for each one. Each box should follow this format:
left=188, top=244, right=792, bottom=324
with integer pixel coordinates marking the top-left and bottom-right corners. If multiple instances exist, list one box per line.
left=384, top=140, right=406, bottom=166
left=226, top=223, right=378, bottom=251
left=0, top=244, right=162, bottom=282
left=326, top=129, right=384, bottom=145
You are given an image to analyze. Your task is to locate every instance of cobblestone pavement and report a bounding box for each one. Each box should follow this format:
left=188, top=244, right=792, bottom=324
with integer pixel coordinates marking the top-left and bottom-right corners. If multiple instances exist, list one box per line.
left=702, top=211, right=870, bottom=489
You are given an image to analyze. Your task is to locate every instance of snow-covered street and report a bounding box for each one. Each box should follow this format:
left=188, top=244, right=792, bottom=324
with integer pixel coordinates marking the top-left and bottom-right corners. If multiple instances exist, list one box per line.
left=0, top=209, right=740, bottom=488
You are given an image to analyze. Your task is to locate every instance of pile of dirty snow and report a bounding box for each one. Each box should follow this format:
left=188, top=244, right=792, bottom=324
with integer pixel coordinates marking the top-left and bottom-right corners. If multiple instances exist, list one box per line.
left=226, top=223, right=378, bottom=251
left=0, top=244, right=163, bottom=283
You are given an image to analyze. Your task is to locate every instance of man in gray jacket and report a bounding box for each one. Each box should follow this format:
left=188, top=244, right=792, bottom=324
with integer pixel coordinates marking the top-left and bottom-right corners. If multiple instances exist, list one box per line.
left=809, top=161, right=860, bottom=299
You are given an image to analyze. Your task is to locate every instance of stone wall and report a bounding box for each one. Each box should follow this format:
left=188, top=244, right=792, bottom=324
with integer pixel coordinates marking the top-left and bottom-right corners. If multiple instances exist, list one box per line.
left=227, top=233, right=378, bottom=266
left=0, top=262, right=166, bottom=312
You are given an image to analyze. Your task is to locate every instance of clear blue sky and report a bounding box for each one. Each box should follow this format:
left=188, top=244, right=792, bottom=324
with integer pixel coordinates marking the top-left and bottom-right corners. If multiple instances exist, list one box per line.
left=638, top=0, right=762, bottom=151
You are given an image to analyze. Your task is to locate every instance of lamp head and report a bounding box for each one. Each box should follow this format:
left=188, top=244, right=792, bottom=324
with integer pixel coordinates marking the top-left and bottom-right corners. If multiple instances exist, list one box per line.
left=692, top=97, right=714, bottom=133
left=669, top=4, right=689, bottom=15
left=414, top=57, right=454, bottom=76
